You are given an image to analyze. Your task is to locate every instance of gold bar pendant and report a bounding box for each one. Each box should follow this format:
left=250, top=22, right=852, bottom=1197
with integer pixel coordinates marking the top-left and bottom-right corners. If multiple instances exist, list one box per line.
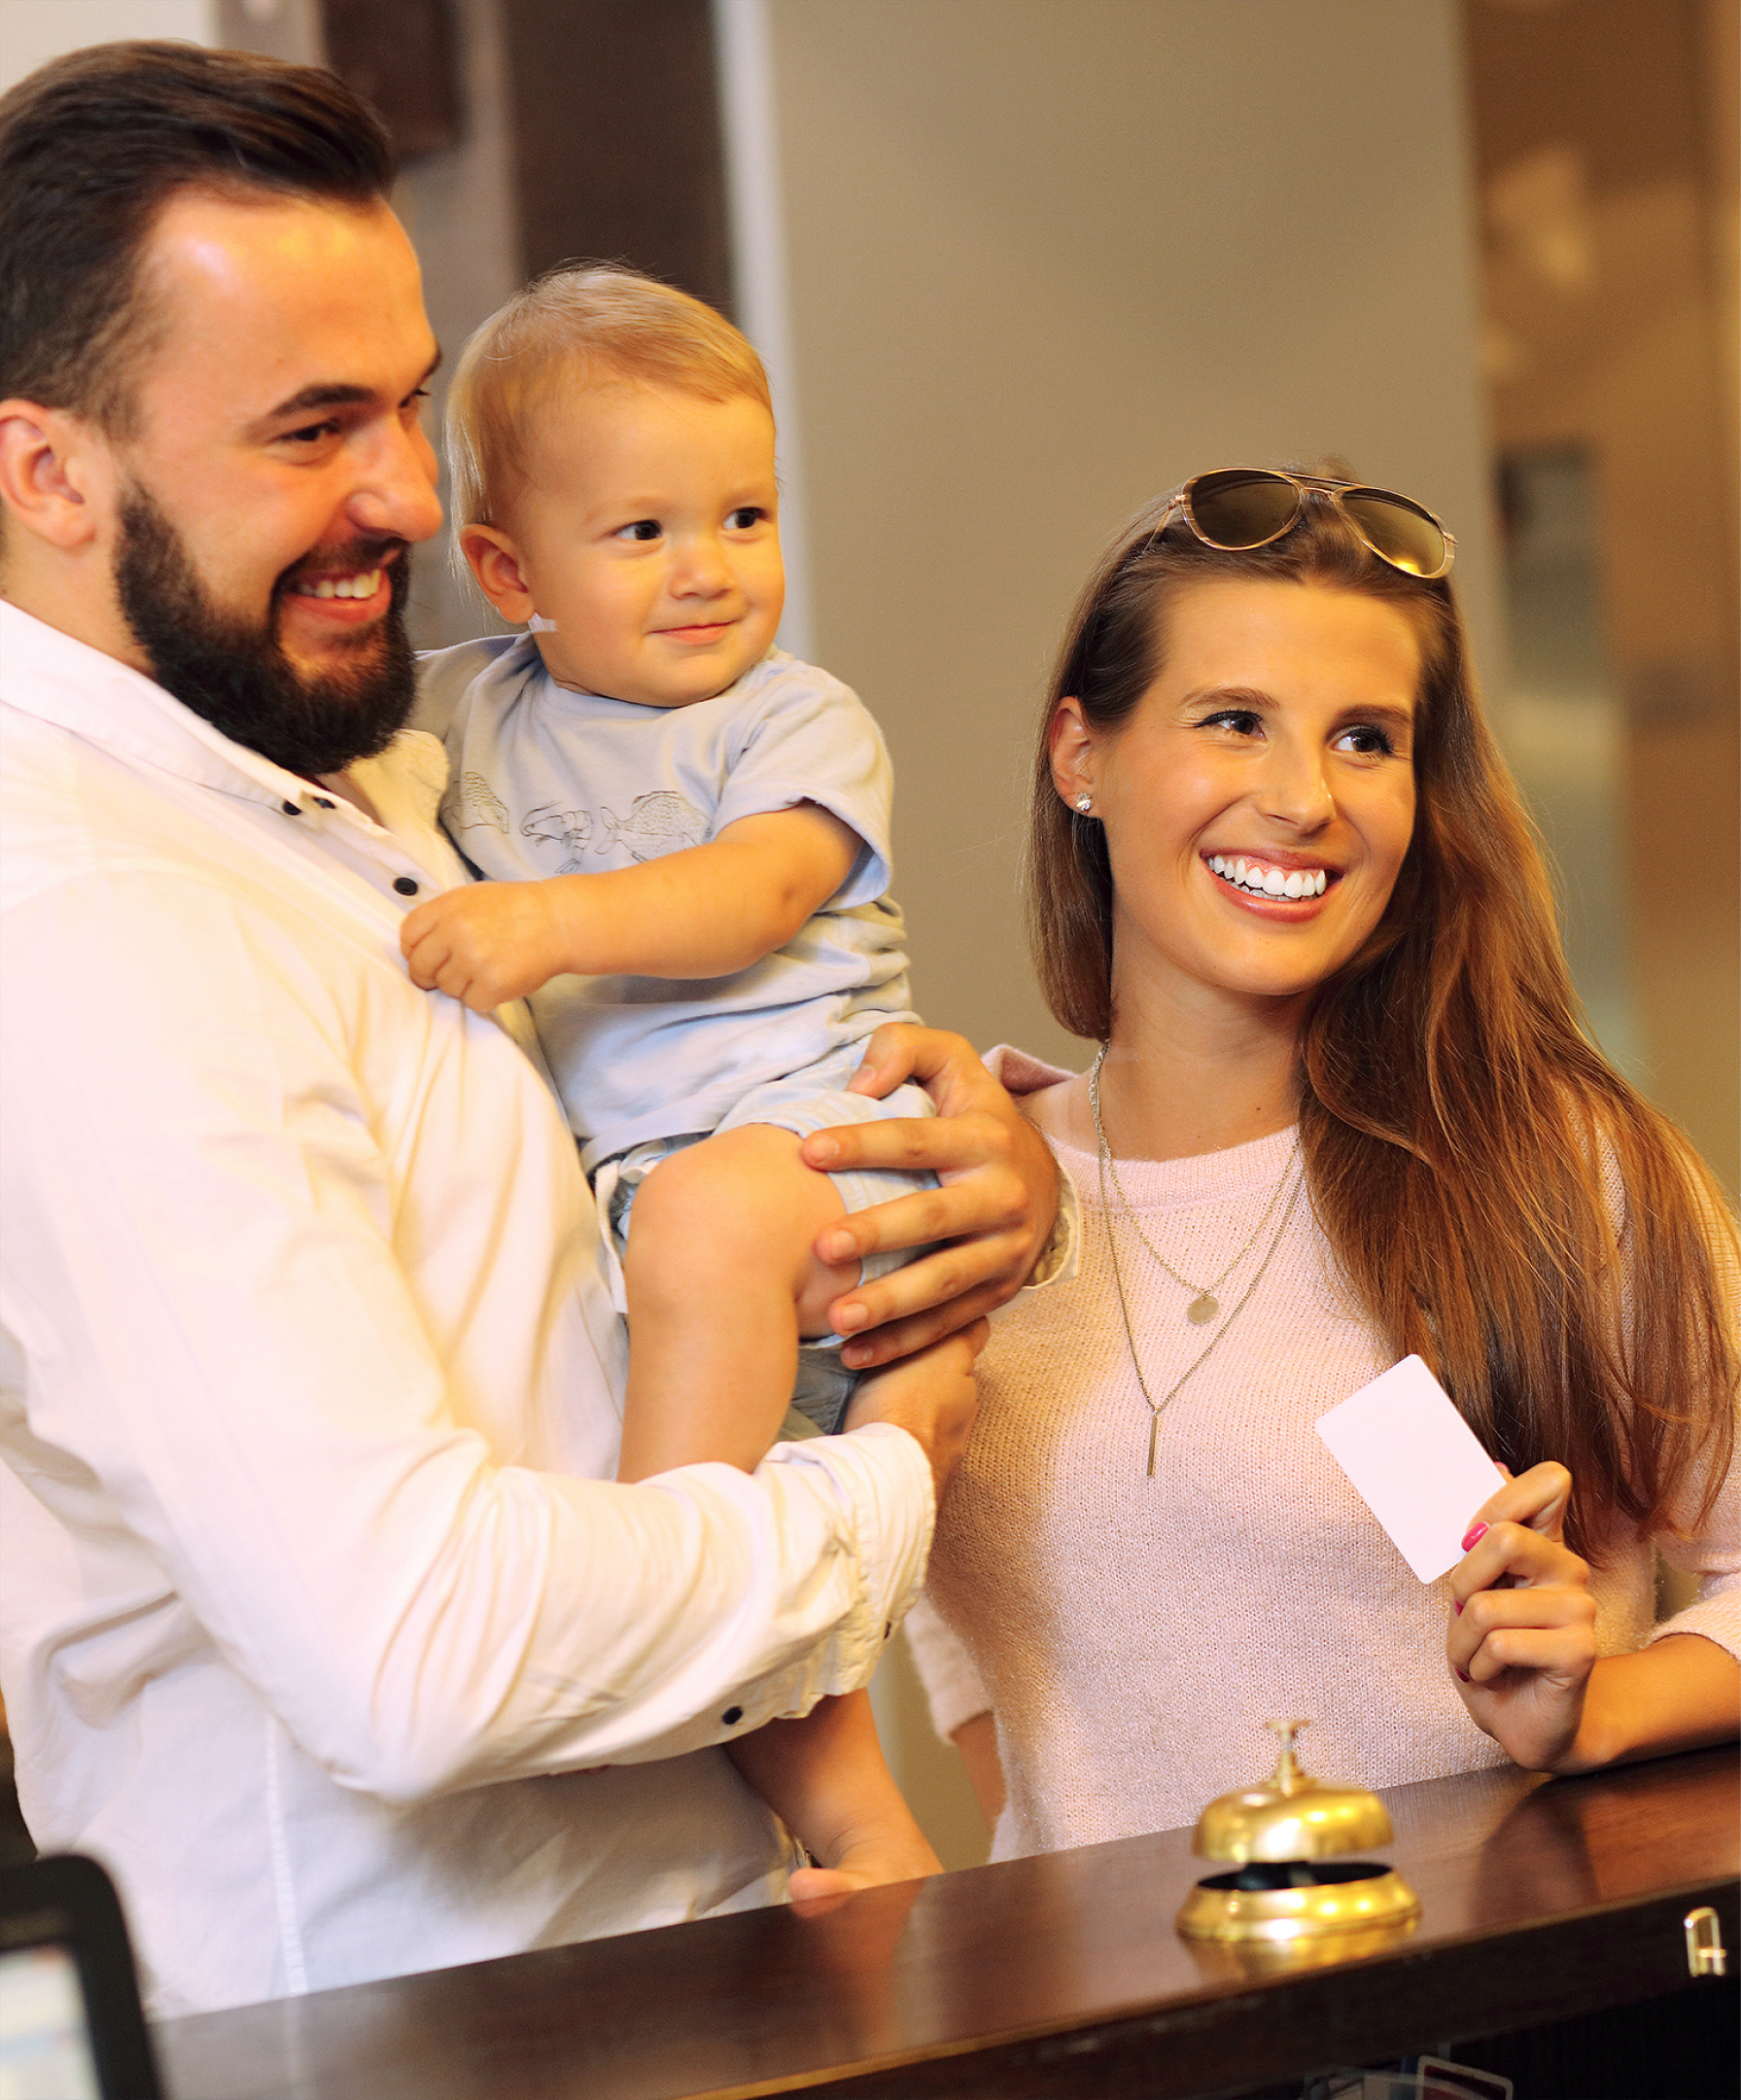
left=1147, top=1414, right=1160, bottom=1478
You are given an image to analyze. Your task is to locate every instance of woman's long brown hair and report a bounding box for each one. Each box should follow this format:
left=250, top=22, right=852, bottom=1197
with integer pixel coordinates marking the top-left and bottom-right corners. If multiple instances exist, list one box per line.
left=1027, top=489, right=1737, bottom=1556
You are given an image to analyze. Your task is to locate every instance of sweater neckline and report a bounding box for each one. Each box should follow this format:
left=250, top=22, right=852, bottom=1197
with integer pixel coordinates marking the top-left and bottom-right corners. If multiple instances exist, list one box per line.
left=1051, top=1120, right=1301, bottom=1210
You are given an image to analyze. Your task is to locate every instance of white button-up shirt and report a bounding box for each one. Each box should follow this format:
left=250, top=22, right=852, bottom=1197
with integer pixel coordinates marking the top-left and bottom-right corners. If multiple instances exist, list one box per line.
left=0, top=602, right=934, bottom=2016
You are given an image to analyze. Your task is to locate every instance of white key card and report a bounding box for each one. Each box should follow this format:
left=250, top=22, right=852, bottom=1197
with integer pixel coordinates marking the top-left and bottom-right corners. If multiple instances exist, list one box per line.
left=1314, top=1354, right=1499, bottom=1583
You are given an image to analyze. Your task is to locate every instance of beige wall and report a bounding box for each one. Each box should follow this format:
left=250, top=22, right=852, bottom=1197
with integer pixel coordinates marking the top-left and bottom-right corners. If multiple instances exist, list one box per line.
left=761, top=0, right=1502, bottom=1071
left=752, top=0, right=1500, bottom=1861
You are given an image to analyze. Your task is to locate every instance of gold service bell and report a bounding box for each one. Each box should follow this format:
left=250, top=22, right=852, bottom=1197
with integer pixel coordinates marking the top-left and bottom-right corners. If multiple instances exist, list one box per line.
left=1175, top=1720, right=1422, bottom=1946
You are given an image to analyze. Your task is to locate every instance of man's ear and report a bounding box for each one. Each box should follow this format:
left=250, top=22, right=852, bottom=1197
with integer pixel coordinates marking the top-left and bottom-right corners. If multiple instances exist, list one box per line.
left=0, top=401, right=116, bottom=552
left=1048, top=696, right=1097, bottom=809
left=460, top=523, right=539, bottom=624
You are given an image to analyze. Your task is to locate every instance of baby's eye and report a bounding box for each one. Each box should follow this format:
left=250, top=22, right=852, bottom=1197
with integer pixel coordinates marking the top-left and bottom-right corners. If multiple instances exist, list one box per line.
left=724, top=506, right=767, bottom=530
left=616, top=518, right=663, bottom=542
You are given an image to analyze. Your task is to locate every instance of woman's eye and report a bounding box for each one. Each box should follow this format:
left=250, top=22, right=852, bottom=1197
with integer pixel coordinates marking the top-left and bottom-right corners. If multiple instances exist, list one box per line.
left=725, top=507, right=766, bottom=530
left=1201, top=709, right=1263, bottom=736
left=617, top=519, right=662, bottom=542
left=1338, top=724, right=1397, bottom=756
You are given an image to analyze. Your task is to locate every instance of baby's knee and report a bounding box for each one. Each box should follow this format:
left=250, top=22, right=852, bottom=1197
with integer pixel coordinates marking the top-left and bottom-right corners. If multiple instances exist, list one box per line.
left=622, top=1125, right=841, bottom=1303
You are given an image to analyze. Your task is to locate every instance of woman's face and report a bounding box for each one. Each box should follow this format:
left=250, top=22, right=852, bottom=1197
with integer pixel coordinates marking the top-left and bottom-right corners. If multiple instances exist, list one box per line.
left=1053, top=577, right=1421, bottom=1021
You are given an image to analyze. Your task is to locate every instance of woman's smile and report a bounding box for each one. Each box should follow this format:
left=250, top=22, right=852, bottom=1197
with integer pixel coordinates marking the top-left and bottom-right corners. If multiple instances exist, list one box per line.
left=1056, top=576, right=1421, bottom=1016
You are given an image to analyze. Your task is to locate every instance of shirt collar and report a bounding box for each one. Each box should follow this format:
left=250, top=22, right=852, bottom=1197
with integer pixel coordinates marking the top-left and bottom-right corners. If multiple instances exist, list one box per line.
left=0, top=597, right=438, bottom=827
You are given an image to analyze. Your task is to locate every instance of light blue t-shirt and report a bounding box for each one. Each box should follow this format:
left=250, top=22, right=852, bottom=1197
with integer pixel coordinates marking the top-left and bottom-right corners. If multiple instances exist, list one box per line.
left=414, top=637, right=920, bottom=1172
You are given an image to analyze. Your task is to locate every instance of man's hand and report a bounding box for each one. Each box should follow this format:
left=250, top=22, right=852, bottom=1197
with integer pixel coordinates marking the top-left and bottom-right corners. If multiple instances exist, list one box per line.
left=400, top=880, right=573, bottom=1011
left=802, top=1025, right=1061, bottom=1368
left=844, top=1320, right=986, bottom=1499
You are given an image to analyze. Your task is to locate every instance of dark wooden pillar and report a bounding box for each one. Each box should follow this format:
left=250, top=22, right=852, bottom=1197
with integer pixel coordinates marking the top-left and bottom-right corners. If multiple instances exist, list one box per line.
left=498, top=0, right=734, bottom=313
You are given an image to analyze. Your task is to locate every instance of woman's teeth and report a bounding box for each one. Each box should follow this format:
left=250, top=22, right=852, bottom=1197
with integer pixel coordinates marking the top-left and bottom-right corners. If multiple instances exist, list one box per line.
left=1208, top=855, right=1328, bottom=900
left=302, top=570, right=383, bottom=600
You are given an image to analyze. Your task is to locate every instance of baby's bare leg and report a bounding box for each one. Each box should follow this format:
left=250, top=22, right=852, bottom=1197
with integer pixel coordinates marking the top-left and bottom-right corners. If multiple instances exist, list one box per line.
left=616, top=1123, right=859, bottom=1482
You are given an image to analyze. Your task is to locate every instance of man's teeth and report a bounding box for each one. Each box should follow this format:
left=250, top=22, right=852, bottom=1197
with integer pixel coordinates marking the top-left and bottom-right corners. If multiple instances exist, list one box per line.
left=303, top=570, right=383, bottom=600
left=1208, top=855, right=1328, bottom=899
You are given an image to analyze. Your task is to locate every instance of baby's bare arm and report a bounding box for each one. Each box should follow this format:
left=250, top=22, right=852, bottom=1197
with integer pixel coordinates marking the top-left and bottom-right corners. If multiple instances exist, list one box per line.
left=400, top=803, right=859, bottom=1011
left=729, top=1688, right=941, bottom=1898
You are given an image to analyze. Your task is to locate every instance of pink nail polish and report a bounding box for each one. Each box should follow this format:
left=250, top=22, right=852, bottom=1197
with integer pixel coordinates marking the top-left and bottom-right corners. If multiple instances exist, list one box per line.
left=1460, top=1522, right=1488, bottom=1552
left=1453, top=1599, right=1464, bottom=1615
left=1455, top=1668, right=1470, bottom=1684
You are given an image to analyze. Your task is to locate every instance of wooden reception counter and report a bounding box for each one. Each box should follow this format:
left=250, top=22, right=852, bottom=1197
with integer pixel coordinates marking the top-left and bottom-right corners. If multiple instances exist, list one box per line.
left=157, top=1744, right=1737, bottom=2100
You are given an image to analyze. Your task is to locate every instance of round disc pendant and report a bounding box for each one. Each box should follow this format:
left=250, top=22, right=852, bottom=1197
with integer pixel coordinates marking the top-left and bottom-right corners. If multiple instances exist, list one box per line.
left=1186, top=1291, right=1220, bottom=1325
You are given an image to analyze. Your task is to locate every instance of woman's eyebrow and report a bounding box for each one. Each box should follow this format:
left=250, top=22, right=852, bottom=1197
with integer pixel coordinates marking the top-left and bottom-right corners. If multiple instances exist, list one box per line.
left=1338, top=700, right=1416, bottom=733
left=1177, top=683, right=1272, bottom=709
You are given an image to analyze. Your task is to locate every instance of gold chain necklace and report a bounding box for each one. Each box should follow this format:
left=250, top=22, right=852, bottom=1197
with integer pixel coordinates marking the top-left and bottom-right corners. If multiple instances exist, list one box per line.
left=1089, top=1045, right=1298, bottom=1322
left=1089, top=1045, right=1305, bottom=1477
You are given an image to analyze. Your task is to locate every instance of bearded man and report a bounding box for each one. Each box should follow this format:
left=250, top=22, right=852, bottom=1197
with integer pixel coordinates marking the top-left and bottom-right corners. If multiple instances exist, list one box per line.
left=0, top=42, right=1058, bottom=2015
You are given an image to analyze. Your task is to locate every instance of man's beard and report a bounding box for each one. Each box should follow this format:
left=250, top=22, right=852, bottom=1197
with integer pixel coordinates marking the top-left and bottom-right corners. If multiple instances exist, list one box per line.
left=114, top=485, right=417, bottom=777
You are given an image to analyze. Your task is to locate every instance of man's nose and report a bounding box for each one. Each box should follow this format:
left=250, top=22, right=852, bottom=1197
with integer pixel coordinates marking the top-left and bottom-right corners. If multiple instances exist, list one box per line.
left=346, top=418, right=443, bottom=545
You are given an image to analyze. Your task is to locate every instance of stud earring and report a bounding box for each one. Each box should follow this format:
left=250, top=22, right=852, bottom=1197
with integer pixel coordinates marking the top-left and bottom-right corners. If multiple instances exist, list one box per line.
left=1074, top=791, right=1094, bottom=815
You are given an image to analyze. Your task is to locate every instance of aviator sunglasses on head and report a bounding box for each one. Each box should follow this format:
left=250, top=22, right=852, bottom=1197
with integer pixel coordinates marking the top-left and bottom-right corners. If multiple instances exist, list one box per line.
left=1154, top=467, right=1456, bottom=579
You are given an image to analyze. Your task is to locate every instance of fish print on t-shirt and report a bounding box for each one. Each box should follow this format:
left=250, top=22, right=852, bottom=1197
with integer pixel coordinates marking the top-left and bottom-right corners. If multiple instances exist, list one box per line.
left=443, top=772, right=710, bottom=874
left=444, top=771, right=508, bottom=834
left=519, top=805, right=594, bottom=873
left=596, top=792, right=709, bottom=862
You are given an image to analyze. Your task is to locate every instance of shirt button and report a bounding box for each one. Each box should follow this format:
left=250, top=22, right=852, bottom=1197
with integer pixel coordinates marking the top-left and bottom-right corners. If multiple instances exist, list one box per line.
left=721, top=1706, right=744, bottom=1727
left=393, top=876, right=420, bottom=896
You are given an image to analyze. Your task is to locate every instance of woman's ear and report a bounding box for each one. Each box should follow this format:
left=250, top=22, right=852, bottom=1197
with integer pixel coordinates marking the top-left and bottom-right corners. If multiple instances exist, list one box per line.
left=1049, top=697, right=1097, bottom=812
left=460, top=523, right=538, bottom=623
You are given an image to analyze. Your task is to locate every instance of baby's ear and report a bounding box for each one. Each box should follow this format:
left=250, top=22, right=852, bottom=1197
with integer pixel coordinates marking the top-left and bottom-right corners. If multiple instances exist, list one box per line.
left=460, top=524, right=537, bottom=622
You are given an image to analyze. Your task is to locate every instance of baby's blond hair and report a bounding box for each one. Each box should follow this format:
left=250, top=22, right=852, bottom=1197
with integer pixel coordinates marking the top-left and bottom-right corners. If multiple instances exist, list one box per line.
left=444, top=264, right=772, bottom=557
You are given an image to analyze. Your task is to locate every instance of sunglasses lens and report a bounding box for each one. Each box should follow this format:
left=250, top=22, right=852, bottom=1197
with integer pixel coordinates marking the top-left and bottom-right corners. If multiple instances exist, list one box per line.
left=1186, top=470, right=1302, bottom=549
left=1341, top=491, right=1449, bottom=578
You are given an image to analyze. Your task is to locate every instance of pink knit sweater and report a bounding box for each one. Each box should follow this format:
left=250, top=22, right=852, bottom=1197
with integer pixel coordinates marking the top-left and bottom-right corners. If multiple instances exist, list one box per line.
left=909, top=1051, right=1741, bottom=1861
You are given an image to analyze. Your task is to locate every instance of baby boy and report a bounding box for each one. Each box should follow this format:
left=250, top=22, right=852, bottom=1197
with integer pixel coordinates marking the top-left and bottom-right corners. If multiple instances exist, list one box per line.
left=402, top=266, right=947, bottom=1893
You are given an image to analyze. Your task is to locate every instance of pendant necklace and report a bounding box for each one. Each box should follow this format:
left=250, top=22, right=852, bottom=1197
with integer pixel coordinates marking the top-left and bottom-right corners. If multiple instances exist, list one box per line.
left=1089, top=1044, right=1304, bottom=1477
left=1089, top=1045, right=1297, bottom=1322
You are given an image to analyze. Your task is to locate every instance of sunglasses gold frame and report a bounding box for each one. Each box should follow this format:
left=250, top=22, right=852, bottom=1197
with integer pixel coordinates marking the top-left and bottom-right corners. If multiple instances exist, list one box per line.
left=1157, top=468, right=1456, bottom=579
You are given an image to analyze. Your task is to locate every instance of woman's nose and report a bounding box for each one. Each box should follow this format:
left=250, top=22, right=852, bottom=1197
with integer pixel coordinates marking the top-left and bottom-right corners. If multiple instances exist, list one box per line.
left=1257, top=742, right=1336, bottom=829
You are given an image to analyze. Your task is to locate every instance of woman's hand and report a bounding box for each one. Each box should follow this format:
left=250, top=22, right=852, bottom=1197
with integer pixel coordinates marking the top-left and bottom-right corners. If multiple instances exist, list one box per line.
left=1447, top=1461, right=1598, bottom=1771
left=801, top=1025, right=1062, bottom=1368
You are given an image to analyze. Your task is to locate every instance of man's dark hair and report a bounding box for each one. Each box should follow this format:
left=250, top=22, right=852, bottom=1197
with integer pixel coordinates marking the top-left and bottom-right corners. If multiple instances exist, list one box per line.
left=0, top=41, right=396, bottom=437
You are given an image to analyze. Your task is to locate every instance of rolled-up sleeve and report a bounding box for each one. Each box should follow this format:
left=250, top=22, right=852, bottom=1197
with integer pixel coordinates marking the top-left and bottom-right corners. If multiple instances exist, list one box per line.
left=0, top=862, right=932, bottom=1807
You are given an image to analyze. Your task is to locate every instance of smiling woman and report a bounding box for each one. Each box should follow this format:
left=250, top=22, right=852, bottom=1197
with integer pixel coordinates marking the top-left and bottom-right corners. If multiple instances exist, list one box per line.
left=907, top=472, right=1741, bottom=1860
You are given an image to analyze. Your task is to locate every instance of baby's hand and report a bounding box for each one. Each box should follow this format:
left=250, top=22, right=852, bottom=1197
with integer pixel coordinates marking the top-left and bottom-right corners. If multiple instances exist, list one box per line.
left=400, top=881, right=570, bottom=1011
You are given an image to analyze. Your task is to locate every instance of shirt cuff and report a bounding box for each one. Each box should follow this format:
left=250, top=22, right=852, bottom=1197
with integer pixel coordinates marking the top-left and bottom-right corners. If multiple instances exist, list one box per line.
left=1648, top=1583, right=1741, bottom=1667
left=1025, top=1158, right=1080, bottom=1290
left=980, top=1042, right=1082, bottom=1291
left=615, top=1423, right=936, bottom=1762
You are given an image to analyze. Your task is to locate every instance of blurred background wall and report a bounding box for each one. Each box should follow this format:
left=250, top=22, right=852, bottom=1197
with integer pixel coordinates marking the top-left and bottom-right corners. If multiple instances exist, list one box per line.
left=2, top=0, right=1734, bottom=1873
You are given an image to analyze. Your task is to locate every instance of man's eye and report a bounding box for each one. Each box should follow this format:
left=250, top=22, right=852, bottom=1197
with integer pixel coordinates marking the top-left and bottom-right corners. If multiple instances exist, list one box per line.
left=281, top=421, right=340, bottom=448
left=725, top=507, right=766, bottom=530
left=617, top=519, right=662, bottom=542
